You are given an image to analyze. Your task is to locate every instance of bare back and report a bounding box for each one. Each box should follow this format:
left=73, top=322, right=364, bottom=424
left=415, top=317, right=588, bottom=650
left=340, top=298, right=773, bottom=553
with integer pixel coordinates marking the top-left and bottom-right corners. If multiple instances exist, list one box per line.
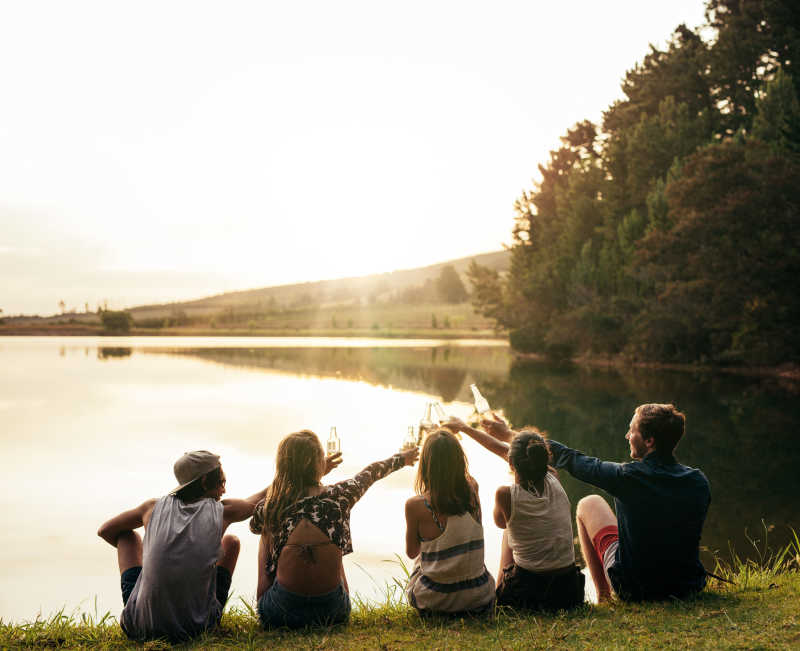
left=408, top=494, right=450, bottom=541
left=276, top=518, right=344, bottom=594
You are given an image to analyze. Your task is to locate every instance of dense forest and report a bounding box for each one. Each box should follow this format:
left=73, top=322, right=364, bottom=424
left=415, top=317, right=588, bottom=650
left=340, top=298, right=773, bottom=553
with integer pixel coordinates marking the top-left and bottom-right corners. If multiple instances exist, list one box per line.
left=469, top=0, right=800, bottom=366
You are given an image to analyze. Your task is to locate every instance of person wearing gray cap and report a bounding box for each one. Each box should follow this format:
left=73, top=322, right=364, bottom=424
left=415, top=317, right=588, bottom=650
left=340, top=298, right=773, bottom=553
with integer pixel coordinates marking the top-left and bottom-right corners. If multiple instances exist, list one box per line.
left=97, top=450, right=272, bottom=642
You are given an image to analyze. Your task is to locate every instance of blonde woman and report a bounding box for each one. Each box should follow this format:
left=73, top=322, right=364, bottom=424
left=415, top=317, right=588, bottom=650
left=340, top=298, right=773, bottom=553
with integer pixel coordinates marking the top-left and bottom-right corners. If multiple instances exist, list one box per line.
left=404, top=429, right=496, bottom=616
left=250, top=430, right=418, bottom=628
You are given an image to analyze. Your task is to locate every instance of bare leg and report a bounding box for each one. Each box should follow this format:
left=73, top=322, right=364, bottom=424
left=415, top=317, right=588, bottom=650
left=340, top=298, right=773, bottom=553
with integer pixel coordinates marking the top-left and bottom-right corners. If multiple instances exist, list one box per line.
left=576, top=495, right=617, bottom=603
left=116, top=530, right=143, bottom=574
left=496, top=529, right=514, bottom=589
left=217, top=534, right=240, bottom=575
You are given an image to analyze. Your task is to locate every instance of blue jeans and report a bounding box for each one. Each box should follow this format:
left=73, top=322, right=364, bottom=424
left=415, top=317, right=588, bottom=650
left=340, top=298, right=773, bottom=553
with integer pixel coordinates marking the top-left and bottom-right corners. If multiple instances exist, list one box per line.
left=258, top=580, right=350, bottom=629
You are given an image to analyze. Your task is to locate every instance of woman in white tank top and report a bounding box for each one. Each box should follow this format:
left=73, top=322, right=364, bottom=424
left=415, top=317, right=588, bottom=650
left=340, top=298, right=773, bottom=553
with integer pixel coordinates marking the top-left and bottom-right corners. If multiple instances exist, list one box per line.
left=445, top=418, right=584, bottom=611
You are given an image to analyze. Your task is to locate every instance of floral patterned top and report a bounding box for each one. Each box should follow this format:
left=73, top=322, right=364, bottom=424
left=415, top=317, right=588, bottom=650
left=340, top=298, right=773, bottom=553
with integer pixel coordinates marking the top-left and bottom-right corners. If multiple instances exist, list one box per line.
left=250, top=453, right=405, bottom=579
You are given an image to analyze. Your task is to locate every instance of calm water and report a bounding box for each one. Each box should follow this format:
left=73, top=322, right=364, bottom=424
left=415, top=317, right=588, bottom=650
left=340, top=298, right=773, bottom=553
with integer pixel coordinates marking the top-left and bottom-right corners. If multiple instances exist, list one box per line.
left=1, top=337, right=798, bottom=623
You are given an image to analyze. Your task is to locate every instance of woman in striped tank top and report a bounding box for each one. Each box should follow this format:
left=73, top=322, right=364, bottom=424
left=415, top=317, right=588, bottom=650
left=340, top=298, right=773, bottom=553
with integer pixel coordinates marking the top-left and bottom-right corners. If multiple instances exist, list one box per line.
left=404, top=429, right=496, bottom=616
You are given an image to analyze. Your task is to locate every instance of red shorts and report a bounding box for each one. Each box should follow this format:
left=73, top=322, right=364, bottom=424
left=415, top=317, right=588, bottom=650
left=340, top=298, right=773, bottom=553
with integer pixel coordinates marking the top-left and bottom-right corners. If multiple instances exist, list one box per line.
left=593, top=525, right=619, bottom=561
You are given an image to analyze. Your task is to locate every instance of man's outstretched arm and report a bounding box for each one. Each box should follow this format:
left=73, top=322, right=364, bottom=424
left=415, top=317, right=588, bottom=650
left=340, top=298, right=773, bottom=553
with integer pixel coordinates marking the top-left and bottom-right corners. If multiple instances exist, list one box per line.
left=97, top=499, right=157, bottom=547
left=548, top=440, right=626, bottom=495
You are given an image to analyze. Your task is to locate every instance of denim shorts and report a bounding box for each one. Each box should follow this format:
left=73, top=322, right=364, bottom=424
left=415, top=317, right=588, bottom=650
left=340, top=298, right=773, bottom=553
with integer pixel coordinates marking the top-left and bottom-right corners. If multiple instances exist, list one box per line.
left=258, top=580, right=350, bottom=629
left=121, top=565, right=232, bottom=608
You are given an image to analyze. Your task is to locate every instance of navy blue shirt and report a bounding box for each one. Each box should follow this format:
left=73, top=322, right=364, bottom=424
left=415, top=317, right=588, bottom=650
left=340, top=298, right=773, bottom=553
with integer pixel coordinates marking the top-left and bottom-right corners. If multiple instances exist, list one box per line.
left=549, top=441, right=711, bottom=600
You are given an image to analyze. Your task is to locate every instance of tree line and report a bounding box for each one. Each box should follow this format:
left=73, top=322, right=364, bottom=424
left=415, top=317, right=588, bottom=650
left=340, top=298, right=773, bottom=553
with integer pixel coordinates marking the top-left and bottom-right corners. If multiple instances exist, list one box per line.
left=468, top=0, right=800, bottom=366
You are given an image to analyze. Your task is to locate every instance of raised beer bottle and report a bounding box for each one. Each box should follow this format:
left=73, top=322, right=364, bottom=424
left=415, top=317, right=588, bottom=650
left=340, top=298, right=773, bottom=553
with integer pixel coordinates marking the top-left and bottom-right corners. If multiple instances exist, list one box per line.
left=470, top=384, right=491, bottom=417
left=327, top=426, right=341, bottom=455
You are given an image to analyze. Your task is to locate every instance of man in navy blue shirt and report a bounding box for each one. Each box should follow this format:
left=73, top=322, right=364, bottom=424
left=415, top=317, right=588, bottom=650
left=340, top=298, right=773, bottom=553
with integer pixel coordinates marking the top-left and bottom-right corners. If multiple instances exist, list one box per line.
left=485, top=403, right=710, bottom=602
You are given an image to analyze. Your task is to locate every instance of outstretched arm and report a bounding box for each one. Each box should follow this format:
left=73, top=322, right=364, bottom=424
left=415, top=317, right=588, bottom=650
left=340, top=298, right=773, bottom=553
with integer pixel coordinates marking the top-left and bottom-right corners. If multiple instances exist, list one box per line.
left=444, top=417, right=509, bottom=461
left=548, top=440, right=625, bottom=495
left=97, top=499, right=157, bottom=547
left=331, top=447, right=419, bottom=508
left=222, top=487, right=269, bottom=529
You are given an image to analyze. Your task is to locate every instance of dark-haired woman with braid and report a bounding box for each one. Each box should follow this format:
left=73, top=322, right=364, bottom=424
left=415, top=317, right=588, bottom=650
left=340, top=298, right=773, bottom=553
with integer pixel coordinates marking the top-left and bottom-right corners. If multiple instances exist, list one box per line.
left=250, top=430, right=418, bottom=629
left=446, top=417, right=584, bottom=611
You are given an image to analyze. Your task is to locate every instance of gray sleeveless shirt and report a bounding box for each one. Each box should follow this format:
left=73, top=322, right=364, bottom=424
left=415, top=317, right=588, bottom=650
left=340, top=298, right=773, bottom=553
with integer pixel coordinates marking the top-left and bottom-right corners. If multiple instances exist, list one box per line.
left=120, top=494, right=224, bottom=641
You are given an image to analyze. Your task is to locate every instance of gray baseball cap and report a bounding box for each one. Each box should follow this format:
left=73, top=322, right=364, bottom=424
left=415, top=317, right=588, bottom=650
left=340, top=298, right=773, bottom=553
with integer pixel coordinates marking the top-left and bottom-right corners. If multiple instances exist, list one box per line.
left=171, top=450, right=221, bottom=494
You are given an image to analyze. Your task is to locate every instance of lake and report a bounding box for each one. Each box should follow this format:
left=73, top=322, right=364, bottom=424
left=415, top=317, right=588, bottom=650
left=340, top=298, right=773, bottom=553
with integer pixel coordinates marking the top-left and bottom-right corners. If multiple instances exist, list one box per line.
left=1, top=336, right=798, bottom=623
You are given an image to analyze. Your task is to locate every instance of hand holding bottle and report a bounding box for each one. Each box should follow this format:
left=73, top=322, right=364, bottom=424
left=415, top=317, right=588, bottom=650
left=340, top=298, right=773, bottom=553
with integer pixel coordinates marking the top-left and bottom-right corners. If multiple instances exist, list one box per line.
left=323, top=451, right=343, bottom=475
left=481, top=412, right=513, bottom=443
left=399, top=445, right=420, bottom=467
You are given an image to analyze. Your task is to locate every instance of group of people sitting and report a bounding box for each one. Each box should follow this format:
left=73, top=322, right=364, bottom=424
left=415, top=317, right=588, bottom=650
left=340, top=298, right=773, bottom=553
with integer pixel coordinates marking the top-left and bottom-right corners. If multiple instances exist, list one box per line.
left=98, top=402, right=711, bottom=642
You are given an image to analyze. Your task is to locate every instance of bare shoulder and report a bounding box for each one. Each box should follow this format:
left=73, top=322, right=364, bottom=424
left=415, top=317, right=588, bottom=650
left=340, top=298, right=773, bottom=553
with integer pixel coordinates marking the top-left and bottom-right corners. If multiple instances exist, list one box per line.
left=405, top=494, right=426, bottom=515
left=140, top=497, right=157, bottom=517
left=405, top=494, right=425, bottom=507
left=495, top=485, right=511, bottom=500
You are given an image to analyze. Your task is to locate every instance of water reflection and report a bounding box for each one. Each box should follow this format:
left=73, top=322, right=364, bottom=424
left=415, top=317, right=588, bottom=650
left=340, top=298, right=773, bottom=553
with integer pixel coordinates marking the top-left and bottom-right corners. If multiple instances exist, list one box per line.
left=98, top=347, right=133, bottom=360
left=146, top=345, right=510, bottom=404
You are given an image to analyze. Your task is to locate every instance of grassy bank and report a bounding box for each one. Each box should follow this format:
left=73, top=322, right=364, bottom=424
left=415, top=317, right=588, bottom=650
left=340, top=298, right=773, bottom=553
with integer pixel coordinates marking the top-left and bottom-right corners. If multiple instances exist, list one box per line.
left=4, top=540, right=799, bottom=650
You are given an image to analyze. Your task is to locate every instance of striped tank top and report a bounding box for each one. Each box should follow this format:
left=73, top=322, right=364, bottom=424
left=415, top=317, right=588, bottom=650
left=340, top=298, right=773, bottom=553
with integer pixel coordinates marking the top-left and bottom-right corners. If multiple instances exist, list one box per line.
left=406, top=502, right=495, bottom=613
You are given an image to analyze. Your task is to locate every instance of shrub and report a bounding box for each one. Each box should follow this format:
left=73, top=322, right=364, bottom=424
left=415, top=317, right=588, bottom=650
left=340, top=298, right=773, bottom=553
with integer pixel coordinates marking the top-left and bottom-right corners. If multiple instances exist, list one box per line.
left=100, top=311, right=133, bottom=334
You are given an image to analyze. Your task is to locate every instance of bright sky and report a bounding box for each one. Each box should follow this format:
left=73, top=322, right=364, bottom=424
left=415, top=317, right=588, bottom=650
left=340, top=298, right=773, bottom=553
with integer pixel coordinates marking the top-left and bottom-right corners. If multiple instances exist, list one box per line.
left=0, top=0, right=707, bottom=316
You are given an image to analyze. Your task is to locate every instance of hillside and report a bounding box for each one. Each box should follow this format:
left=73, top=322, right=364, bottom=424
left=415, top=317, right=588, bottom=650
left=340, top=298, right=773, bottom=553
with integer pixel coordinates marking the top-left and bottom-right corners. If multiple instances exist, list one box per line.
left=129, top=250, right=508, bottom=320
left=1, top=250, right=509, bottom=336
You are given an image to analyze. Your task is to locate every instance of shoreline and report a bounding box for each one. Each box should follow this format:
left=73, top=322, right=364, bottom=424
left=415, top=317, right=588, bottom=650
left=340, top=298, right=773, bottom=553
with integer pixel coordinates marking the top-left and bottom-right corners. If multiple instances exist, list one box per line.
left=2, top=326, right=798, bottom=381
left=0, top=325, right=502, bottom=340
left=514, top=351, right=800, bottom=382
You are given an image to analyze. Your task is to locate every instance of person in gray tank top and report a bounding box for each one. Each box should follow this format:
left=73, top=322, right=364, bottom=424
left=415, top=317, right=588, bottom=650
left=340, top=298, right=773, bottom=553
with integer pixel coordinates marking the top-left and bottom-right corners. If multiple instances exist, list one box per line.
left=97, top=450, right=276, bottom=642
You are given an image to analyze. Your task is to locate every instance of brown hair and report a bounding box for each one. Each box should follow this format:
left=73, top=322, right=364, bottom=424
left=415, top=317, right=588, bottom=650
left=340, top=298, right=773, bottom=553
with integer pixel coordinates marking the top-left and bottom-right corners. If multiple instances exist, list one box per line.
left=255, top=430, right=324, bottom=535
left=508, top=428, right=551, bottom=489
left=635, top=403, right=685, bottom=454
left=415, top=429, right=477, bottom=516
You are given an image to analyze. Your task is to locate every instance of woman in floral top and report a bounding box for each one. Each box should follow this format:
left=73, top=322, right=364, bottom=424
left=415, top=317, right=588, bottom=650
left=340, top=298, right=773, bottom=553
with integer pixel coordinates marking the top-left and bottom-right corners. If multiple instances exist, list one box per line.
left=250, top=430, right=418, bottom=629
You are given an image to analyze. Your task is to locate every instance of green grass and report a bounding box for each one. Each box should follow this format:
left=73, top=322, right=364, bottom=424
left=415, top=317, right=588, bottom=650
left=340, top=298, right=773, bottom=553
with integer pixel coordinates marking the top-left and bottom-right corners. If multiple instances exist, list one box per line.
left=3, top=535, right=799, bottom=649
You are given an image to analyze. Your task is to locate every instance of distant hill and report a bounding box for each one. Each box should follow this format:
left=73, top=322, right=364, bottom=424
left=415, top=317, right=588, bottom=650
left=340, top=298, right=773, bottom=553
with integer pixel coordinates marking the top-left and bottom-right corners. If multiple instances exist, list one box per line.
left=129, top=250, right=509, bottom=320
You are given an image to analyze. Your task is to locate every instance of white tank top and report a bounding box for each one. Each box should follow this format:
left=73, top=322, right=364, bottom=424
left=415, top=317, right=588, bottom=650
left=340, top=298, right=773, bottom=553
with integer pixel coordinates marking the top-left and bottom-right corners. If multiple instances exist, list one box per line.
left=506, top=472, right=575, bottom=572
left=120, top=494, right=224, bottom=641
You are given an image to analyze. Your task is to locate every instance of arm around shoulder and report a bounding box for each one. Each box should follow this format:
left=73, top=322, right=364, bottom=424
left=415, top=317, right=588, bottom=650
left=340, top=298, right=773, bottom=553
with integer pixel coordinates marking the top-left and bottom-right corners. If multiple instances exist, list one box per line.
left=97, top=498, right=157, bottom=547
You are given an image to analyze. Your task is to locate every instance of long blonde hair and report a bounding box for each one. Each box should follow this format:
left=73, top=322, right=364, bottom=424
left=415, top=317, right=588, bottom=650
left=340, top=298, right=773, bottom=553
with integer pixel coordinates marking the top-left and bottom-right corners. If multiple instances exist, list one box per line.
left=253, top=430, right=324, bottom=535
